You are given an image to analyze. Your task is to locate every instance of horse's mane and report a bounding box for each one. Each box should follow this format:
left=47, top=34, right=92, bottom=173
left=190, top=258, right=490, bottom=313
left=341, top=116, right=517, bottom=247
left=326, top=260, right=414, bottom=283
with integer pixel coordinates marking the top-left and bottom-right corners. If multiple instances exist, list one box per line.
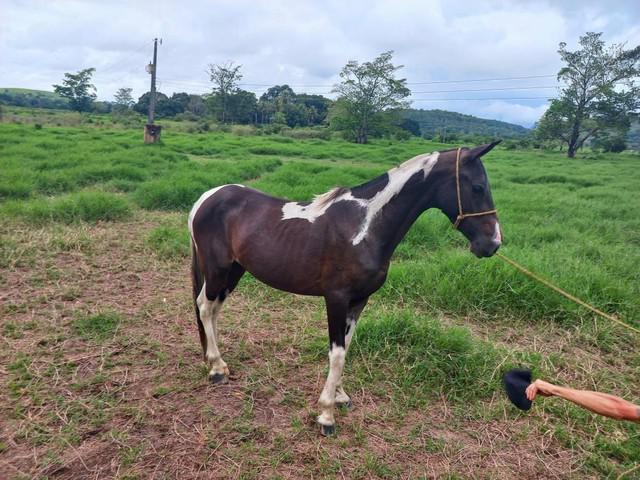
left=313, top=187, right=350, bottom=207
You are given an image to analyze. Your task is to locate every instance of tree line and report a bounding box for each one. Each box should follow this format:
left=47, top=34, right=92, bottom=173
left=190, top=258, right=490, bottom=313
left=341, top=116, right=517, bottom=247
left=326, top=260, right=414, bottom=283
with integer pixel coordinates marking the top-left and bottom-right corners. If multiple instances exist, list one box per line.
left=10, top=32, right=639, bottom=153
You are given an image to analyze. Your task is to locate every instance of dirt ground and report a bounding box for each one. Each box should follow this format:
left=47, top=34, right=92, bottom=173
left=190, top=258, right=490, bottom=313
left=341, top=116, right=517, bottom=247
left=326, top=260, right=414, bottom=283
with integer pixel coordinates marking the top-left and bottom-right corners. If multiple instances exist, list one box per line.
left=0, top=215, right=590, bottom=479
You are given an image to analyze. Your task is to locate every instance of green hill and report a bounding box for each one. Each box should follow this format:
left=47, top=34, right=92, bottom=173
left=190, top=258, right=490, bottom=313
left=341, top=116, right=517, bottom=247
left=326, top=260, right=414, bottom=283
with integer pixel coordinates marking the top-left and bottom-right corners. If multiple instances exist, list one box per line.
left=403, top=108, right=530, bottom=139
left=0, top=88, right=70, bottom=109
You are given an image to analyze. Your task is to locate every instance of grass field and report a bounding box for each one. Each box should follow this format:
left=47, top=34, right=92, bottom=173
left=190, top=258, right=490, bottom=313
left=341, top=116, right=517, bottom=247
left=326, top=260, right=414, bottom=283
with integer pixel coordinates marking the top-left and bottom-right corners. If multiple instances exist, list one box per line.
left=1, top=120, right=639, bottom=479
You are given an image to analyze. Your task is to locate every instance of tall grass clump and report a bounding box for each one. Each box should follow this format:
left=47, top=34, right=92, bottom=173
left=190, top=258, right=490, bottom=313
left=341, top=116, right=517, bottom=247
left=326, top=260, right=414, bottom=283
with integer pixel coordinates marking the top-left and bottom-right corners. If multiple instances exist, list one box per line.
left=147, top=225, right=190, bottom=259
left=348, top=310, right=518, bottom=404
left=1, top=191, right=132, bottom=224
left=133, top=158, right=281, bottom=211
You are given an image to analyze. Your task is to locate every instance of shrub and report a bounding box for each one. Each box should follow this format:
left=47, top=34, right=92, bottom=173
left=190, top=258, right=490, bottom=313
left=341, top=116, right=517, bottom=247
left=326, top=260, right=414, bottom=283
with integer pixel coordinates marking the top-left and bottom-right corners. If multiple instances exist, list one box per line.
left=231, top=125, right=256, bottom=136
left=282, top=127, right=331, bottom=140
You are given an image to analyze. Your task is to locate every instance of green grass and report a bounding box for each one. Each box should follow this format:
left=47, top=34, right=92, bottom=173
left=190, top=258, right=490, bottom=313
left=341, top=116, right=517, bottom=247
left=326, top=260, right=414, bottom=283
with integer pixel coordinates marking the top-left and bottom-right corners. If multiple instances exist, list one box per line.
left=1, top=191, right=132, bottom=224
left=72, top=311, right=122, bottom=341
left=1, top=122, right=638, bottom=325
left=147, top=223, right=190, bottom=259
left=1, top=120, right=639, bottom=477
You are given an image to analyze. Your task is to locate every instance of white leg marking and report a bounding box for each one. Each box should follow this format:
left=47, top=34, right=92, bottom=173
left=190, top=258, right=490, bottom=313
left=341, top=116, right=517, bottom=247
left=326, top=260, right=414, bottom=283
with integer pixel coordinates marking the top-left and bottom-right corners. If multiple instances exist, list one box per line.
left=317, top=344, right=346, bottom=426
left=335, top=317, right=357, bottom=404
left=352, top=152, right=440, bottom=245
left=188, top=184, right=245, bottom=248
left=197, top=282, right=228, bottom=376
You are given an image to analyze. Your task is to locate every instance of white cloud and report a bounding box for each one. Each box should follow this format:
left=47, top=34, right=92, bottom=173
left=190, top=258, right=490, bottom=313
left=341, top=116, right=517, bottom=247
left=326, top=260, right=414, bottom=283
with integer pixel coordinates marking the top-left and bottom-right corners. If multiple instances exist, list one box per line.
left=0, top=0, right=638, bottom=126
left=478, top=101, right=550, bottom=127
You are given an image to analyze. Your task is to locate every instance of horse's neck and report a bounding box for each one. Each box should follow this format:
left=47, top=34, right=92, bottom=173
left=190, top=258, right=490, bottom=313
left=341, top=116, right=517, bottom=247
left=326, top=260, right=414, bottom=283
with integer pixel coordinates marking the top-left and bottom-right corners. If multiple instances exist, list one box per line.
left=372, top=181, right=437, bottom=259
left=355, top=154, right=442, bottom=260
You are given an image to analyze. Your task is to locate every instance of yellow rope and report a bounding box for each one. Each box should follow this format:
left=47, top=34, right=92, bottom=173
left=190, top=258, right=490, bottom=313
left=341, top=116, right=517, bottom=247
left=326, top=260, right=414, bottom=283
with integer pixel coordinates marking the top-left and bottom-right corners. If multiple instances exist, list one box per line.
left=495, top=252, right=640, bottom=335
left=617, top=463, right=640, bottom=480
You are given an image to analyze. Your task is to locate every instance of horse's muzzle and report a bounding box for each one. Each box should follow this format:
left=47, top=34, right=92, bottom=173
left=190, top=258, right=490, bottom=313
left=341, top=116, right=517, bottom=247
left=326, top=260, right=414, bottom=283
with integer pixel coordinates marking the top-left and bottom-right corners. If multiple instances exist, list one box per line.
left=470, top=239, right=501, bottom=258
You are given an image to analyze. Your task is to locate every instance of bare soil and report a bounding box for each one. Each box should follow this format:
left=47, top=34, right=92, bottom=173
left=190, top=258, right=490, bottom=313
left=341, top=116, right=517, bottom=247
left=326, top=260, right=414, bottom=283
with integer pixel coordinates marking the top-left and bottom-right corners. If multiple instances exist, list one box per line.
left=0, top=215, right=591, bottom=479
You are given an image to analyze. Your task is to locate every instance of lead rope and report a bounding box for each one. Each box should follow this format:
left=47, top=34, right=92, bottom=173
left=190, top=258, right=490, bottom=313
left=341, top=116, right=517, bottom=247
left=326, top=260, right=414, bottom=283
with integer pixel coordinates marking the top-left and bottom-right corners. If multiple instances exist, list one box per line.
left=495, top=252, right=640, bottom=335
left=452, top=148, right=637, bottom=335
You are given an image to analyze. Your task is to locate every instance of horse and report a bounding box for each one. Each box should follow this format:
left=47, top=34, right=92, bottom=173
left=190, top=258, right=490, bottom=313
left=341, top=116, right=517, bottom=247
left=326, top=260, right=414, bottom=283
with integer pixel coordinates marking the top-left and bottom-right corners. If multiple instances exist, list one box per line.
left=188, top=141, right=502, bottom=436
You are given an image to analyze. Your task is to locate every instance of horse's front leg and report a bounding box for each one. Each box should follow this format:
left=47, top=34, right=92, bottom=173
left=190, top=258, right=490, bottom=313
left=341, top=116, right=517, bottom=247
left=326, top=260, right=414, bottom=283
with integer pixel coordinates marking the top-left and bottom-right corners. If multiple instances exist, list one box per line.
left=317, top=294, right=349, bottom=436
left=335, top=297, right=368, bottom=410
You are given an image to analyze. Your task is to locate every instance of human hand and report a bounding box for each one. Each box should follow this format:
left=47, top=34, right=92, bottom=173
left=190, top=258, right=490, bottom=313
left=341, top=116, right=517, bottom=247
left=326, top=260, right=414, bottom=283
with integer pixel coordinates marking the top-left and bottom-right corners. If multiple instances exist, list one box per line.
left=525, top=379, right=555, bottom=401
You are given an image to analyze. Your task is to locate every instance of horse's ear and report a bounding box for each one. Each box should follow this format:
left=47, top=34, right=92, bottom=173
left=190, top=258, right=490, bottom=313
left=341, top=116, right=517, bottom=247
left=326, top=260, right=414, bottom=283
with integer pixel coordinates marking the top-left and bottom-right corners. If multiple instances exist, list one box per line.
left=467, top=140, right=501, bottom=159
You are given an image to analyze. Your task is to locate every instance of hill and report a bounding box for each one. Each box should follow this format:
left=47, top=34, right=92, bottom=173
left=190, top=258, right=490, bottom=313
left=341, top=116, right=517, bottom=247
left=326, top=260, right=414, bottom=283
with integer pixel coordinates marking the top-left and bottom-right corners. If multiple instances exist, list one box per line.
left=0, top=88, right=70, bottom=109
left=403, top=108, right=530, bottom=139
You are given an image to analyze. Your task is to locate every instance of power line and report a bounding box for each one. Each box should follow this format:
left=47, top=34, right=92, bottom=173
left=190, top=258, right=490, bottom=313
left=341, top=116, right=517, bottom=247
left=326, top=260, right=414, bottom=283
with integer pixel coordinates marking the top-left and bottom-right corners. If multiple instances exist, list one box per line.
left=98, top=40, right=153, bottom=75
left=412, top=85, right=558, bottom=94
left=158, top=79, right=558, bottom=97
left=411, top=96, right=554, bottom=101
left=160, top=73, right=558, bottom=90
left=407, top=74, right=557, bottom=85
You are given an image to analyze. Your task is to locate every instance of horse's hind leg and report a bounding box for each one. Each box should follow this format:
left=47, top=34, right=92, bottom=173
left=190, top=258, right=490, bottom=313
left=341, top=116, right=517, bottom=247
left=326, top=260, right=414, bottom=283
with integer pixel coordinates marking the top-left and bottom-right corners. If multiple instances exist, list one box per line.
left=197, top=261, right=245, bottom=384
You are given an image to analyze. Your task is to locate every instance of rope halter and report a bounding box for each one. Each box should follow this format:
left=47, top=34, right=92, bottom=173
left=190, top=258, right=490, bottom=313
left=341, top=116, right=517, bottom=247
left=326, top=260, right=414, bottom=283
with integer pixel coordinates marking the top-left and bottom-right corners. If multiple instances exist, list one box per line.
left=453, top=147, right=497, bottom=229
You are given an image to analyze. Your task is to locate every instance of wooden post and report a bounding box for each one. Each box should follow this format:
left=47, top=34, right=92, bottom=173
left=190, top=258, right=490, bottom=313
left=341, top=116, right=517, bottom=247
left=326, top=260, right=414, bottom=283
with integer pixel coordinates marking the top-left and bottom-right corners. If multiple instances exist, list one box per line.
left=144, top=38, right=161, bottom=144
left=144, top=123, right=162, bottom=143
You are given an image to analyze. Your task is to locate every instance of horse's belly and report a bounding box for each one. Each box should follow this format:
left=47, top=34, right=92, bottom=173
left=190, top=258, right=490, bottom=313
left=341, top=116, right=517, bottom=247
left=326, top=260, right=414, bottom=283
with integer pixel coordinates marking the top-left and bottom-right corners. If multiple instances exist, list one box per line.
left=239, top=249, right=325, bottom=295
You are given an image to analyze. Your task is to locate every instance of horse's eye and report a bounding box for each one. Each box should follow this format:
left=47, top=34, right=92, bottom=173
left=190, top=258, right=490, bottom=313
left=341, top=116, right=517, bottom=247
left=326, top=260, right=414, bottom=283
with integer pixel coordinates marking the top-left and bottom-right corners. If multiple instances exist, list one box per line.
left=472, top=184, right=485, bottom=194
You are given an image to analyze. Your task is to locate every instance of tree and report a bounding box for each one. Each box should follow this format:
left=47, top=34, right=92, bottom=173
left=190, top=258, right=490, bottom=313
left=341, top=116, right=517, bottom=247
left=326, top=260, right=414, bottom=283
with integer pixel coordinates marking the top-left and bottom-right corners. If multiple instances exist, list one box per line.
left=187, top=95, right=207, bottom=116
left=208, top=61, right=243, bottom=123
left=134, top=91, right=168, bottom=115
left=53, top=68, right=97, bottom=112
left=536, top=32, right=640, bottom=157
left=398, top=118, right=421, bottom=137
left=113, top=87, right=134, bottom=112
left=207, top=89, right=257, bottom=124
left=330, top=51, right=410, bottom=143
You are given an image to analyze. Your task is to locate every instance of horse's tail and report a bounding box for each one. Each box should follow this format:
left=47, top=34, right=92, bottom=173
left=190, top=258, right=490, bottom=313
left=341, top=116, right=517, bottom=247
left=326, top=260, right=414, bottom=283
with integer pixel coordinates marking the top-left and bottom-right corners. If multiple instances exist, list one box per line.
left=191, top=240, right=207, bottom=358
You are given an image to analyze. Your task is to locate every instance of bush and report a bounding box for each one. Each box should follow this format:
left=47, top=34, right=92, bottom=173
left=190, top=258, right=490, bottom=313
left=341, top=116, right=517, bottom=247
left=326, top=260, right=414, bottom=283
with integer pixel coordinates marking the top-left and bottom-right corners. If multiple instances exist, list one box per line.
left=231, top=125, right=257, bottom=136
left=281, top=127, right=331, bottom=140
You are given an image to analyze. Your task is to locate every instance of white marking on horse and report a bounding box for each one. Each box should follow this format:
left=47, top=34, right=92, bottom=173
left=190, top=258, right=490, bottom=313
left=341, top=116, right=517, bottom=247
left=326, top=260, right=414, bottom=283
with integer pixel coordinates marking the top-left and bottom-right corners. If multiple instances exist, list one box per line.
left=335, top=316, right=358, bottom=405
left=494, top=221, right=502, bottom=244
left=188, top=184, right=245, bottom=246
left=279, top=153, right=440, bottom=241
left=197, top=282, right=228, bottom=376
left=317, top=343, right=346, bottom=426
left=281, top=188, right=366, bottom=223
left=351, top=152, right=440, bottom=245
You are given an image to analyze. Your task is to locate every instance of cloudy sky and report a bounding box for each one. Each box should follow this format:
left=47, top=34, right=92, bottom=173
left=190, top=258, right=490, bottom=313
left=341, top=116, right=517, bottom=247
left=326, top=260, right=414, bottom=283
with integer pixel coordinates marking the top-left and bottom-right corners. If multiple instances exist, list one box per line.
left=2, top=0, right=639, bottom=126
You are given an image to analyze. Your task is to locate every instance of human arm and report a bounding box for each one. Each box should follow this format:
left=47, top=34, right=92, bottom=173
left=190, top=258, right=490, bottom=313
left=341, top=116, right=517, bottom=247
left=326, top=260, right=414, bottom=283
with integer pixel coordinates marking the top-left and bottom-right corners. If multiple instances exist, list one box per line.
left=525, top=379, right=640, bottom=422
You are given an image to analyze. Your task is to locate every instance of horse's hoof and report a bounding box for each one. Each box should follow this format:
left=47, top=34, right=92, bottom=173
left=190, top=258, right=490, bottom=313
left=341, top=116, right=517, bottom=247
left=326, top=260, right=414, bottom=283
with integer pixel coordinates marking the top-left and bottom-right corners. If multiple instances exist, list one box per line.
left=209, top=373, right=228, bottom=385
left=319, top=424, right=336, bottom=437
left=336, top=400, right=353, bottom=410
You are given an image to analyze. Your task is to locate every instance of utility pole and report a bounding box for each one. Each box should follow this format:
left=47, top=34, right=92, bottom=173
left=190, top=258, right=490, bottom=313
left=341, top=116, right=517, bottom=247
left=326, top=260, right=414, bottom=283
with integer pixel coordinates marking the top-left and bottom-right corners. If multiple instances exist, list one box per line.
left=144, top=38, right=162, bottom=143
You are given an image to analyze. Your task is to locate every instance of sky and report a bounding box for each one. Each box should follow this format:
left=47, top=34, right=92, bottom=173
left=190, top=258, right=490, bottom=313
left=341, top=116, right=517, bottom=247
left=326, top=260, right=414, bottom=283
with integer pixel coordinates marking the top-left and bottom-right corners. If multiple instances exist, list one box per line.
left=1, top=0, right=639, bottom=127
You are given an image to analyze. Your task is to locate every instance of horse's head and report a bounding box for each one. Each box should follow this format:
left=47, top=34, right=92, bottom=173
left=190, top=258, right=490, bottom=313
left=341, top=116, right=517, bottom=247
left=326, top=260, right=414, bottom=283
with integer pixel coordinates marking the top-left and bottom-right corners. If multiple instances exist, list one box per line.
left=435, top=141, right=502, bottom=258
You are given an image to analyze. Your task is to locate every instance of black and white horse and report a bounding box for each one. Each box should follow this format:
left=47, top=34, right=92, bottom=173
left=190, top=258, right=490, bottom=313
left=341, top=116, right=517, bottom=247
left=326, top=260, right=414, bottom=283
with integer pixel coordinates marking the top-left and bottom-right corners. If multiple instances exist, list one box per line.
left=189, top=142, right=502, bottom=435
